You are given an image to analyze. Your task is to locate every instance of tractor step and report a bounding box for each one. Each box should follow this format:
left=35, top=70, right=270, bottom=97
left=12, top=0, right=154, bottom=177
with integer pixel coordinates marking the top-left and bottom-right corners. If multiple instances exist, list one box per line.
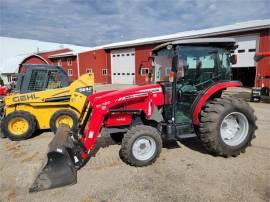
left=176, top=133, right=196, bottom=139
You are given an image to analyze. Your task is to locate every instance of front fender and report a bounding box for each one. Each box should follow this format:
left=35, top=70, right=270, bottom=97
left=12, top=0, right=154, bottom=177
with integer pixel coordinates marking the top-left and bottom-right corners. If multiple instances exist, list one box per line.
left=192, top=81, right=242, bottom=125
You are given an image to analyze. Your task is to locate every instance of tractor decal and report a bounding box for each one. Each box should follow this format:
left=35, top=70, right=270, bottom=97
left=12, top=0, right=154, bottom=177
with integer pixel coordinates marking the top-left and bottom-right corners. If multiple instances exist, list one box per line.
left=116, top=93, right=148, bottom=101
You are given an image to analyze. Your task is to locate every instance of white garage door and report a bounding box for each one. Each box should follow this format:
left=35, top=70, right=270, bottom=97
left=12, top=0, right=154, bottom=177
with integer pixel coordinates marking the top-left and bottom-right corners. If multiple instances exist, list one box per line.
left=111, top=48, right=135, bottom=84
left=232, top=34, right=259, bottom=68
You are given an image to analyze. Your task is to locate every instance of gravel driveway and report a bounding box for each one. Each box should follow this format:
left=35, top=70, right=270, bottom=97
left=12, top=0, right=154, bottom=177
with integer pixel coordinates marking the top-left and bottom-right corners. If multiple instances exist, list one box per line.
left=0, top=86, right=269, bottom=202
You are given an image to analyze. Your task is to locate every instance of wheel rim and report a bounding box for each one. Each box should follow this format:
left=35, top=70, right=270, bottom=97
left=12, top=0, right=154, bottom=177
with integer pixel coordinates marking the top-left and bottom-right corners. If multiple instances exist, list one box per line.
left=132, top=136, right=156, bottom=161
left=220, top=112, right=249, bottom=146
left=8, top=117, right=29, bottom=136
left=55, top=115, right=73, bottom=128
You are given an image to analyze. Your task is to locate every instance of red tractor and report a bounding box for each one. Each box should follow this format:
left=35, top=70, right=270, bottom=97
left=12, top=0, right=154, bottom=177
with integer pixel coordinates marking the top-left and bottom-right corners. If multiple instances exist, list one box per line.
left=0, top=86, right=7, bottom=117
left=0, top=84, right=14, bottom=117
left=30, top=38, right=257, bottom=192
left=0, top=86, right=7, bottom=96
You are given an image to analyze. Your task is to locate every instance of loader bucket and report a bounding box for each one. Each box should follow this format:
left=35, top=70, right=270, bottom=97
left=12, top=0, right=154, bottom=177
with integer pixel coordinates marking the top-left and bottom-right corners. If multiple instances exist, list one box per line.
left=29, top=124, right=77, bottom=192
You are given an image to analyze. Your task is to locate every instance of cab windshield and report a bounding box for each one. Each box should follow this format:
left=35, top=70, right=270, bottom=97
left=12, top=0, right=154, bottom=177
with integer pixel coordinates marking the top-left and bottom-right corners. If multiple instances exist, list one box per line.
left=153, top=45, right=231, bottom=83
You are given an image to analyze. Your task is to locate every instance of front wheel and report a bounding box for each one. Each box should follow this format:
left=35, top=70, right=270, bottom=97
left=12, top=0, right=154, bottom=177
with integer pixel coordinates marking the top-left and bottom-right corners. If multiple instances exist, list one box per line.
left=50, top=110, right=78, bottom=133
left=120, top=125, right=162, bottom=167
left=198, top=97, right=257, bottom=157
left=1, top=111, right=36, bottom=141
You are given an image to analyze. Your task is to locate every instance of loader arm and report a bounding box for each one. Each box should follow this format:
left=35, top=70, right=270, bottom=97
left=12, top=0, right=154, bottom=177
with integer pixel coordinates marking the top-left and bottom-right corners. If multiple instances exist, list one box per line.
left=80, top=87, right=163, bottom=158
left=29, top=84, right=164, bottom=192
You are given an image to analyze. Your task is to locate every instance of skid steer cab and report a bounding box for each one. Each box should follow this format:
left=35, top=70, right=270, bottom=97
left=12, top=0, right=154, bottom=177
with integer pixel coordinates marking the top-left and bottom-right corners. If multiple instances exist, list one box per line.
left=0, top=64, right=69, bottom=117
left=30, top=38, right=257, bottom=192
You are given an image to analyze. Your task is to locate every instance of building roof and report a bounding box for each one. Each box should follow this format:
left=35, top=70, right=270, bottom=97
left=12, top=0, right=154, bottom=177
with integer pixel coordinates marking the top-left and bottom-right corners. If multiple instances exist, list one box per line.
left=0, top=37, right=90, bottom=74
left=152, top=37, right=236, bottom=51
left=101, top=19, right=270, bottom=50
left=48, top=51, right=77, bottom=59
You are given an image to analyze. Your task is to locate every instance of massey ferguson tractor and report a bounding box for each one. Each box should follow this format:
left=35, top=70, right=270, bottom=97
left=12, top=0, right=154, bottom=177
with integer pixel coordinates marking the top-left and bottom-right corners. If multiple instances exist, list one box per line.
left=30, top=38, right=257, bottom=192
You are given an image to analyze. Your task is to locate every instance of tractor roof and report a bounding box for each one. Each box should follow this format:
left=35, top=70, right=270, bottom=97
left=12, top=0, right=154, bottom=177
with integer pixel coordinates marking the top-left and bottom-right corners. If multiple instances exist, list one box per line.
left=152, top=37, right=237, bottom=52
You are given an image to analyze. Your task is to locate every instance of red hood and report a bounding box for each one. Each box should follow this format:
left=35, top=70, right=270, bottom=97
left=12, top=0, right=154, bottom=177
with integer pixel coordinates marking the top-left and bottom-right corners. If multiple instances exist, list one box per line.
left=89, top=84, right=164, bottom=107
left=0, top=86, right=7, bottom=96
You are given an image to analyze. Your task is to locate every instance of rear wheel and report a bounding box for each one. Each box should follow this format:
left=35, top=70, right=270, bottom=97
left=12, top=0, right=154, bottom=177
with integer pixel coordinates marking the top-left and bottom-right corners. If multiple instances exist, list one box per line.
left=198, top=97, right=257, bottom=157
left=1, top=111, right=36, bottom=140
left=50, top=110, right=78, bottom=133
left=120, top=125, right=162, bottom=166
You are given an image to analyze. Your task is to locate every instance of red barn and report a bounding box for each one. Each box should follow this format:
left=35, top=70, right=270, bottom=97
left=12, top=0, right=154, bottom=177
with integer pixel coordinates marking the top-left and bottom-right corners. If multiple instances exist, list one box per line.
left=16, top=20, right=270, bottom=87
left=19, top=48, right=79, bottom=80
left=76, top=20, right=270, bottom=86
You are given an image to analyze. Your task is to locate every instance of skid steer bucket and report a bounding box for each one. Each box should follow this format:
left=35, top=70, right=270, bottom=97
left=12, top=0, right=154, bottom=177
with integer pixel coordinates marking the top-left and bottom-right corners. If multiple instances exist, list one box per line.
left=29, top=124, right=78, bottom=192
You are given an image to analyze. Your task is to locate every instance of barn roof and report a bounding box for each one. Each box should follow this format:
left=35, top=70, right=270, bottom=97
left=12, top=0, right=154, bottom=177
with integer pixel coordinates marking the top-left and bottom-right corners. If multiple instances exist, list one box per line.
left=101, top=19, right=270, bottom=50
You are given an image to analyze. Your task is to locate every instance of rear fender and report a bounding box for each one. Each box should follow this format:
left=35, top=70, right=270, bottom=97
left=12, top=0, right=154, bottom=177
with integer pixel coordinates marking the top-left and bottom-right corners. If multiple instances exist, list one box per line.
left=192, top=81, right=242, bottom=125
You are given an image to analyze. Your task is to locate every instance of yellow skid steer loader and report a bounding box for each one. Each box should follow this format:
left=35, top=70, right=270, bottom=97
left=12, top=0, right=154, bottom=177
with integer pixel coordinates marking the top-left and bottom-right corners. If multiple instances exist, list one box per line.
left=1, top=64, right=94, bottom=140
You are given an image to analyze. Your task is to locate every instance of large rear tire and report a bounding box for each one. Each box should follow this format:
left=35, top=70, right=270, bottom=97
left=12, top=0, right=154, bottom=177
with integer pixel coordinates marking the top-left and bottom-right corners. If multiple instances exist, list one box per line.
left=120, top=125, right=162, bottom=167
left=1, top=111, right=36, bottom=141
left=198, top=97, right=257, bottom=157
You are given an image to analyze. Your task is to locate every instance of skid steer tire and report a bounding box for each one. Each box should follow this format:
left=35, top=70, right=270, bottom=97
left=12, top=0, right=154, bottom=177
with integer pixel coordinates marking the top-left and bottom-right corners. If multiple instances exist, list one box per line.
left=50, top=110, right=78, bottom=133
left=198, top=97, right=257, bottom=157
left=120, top=125, right=162, bottom=167
left=1, top=111, right=36, bottom=141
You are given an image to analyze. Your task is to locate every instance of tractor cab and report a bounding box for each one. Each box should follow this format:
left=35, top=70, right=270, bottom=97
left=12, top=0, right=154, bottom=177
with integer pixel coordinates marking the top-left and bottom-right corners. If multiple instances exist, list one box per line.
left=151, top=38, right=237, bottom=137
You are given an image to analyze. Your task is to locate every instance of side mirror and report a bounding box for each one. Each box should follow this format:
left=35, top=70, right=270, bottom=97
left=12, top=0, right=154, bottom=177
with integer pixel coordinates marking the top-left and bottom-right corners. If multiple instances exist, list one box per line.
left=230, top=54, right=237, bottom=65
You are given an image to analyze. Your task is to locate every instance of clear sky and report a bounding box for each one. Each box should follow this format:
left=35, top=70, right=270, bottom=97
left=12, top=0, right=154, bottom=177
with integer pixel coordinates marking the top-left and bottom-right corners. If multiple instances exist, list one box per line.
left=0, top=0, right=269, bottom=47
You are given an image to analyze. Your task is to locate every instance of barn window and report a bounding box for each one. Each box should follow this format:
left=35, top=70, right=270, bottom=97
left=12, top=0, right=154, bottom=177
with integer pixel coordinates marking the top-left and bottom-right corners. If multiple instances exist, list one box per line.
left=57, top=59, right=62, bottom=66
left=11, top=75, right=17, bottom=82
left=68, top=69, right=73, bottom=76
left=86, top=68, right=93, bottom=73
left=67, top=58, right=72, bottom=66
left=238, top=49, right=245, bottom=53
left=126, top=54, right=130, bottom=56
left=102, top=68, right=107, bottom=76
left=140, top=68, right=149, bottom=75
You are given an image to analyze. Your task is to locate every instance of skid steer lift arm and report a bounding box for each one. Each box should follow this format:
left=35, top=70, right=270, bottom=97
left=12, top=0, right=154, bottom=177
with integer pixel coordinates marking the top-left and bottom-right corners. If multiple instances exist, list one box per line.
left=30, top=87, right=163, bottom=192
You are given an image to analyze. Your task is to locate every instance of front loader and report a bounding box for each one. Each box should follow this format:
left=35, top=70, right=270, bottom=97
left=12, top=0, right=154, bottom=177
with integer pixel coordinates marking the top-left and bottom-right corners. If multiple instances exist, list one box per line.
left=30, top=38, right=257, bottom=192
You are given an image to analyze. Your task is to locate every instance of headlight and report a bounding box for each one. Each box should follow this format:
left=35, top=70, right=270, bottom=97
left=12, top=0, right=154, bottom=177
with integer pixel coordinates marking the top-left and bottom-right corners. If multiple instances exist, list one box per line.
left=76, top=86, right=93, bottom=96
